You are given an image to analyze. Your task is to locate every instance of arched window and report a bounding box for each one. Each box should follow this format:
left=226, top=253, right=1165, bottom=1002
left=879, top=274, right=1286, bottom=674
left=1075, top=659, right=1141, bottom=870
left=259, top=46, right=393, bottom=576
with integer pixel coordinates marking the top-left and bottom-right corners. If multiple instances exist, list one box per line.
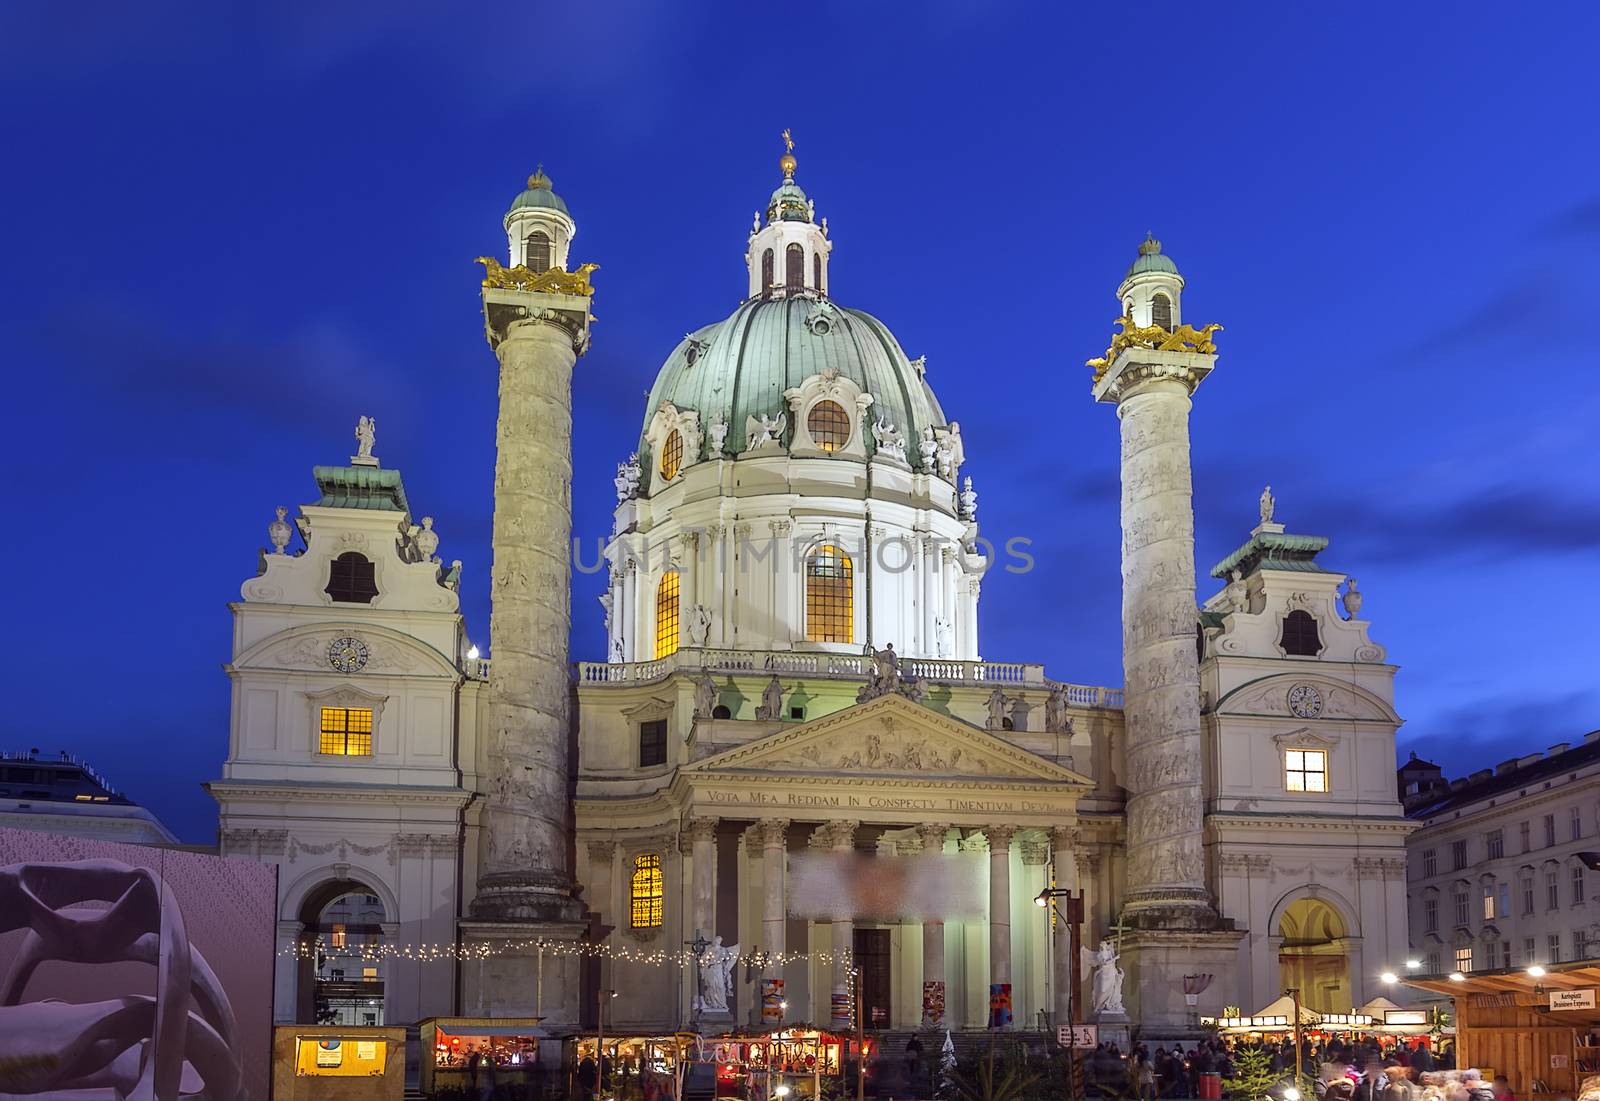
left=654, top=572, right=680, bottom=658
left=1124, top=299, right=1134, bottom=318
left=659, top=429, right=683, bottom=481
left=807, top=400, right=850, bottom=452
left=524, top=230, right=552, bottom=272
left=813, top=252, right=823, bottom=290
left=805, top=544, right=853, bottom=643
left=1280, top=609, right=1322, bottom=656
left=761, top=249, right=774, bottom=293
left=1151, top=293, right=1173, bottom=331
left=629, top=853, right=663, bottom=929
left=326, top=552, right=378, bottom=604
left=785, top=244, right=804, bottom=289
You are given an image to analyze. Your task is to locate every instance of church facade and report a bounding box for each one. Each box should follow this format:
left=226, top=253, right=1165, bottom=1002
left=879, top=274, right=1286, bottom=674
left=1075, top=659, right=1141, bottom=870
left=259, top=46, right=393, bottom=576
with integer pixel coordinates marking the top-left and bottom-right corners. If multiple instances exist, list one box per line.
left=211, top=144, right=1412, bottom=1038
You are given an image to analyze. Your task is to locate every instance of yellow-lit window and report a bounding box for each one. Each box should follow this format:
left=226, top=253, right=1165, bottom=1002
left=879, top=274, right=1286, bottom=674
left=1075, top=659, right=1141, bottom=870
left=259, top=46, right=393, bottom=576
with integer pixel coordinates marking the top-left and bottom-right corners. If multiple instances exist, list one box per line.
left=1285, top=748, right=1327, bottom=792
left=320, top=707, right=374, bottom=756
left=630, top=853, right=664, bottom=929
left=807, top=400, right=850, bottom=452
left=805, top=544, right=853, bottom=643
left=330, top=923, right=347, bottom=948
left=659, top=429, right=683, bottom=481
left=654, top=573, right=680, bottom=658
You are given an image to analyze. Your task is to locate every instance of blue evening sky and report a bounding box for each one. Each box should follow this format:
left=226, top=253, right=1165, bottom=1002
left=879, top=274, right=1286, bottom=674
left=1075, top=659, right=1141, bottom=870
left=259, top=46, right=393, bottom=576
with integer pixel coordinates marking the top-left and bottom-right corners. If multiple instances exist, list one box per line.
left=4, top=4, right=1598, bottom=842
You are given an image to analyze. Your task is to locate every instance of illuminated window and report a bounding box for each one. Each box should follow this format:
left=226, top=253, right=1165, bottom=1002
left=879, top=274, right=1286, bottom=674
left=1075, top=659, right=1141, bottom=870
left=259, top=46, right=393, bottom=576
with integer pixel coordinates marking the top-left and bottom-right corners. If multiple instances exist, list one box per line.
left=805, top=544, right=853, bottom=643
left=1454, top=945, right=1473, bottom=972
left=630, top=853, right=663, bottom=929
left=1151, top=293, right=1173, bottom=330
left=1280, top=610, right=1322, bottom=656
left=1482, top=885, right=1495, bottom=920
left=525, top=230, right=551, bottom=272
left=807, top=400, right=850, bottom=452
left=326, top=552, right=378, bottom=604
left=320, top=707, right=374, bottom=756
left=331, top=923, right=347, bottom=949
left=1284, top=748, right=1327, bottom=792
left=654, top=573, right=680, bottom=658
left=659, top=430, right=683, bottom=481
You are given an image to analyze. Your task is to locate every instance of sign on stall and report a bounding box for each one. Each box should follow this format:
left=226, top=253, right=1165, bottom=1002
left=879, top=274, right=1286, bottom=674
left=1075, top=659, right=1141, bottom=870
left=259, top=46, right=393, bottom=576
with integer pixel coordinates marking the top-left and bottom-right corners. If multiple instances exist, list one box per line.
left=1549, top=989, right=1597, bottom=1011
left=1058, top=1025, right=1098, bottom=1049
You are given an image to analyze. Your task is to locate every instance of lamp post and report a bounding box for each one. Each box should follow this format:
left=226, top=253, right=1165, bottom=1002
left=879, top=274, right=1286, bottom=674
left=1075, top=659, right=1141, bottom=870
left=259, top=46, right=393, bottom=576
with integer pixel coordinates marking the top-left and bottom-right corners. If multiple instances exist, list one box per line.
left=1035, top=887, right=1085, bottom=1094
left=1286, top=987, right=1303, bottom=1088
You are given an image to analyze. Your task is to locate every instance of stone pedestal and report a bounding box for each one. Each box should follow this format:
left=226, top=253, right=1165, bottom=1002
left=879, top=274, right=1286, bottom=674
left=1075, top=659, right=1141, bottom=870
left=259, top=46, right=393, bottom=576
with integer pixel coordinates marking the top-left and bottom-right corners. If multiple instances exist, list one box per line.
left=459, top=920, right=587, bottom=1026
left=1117, top=928, right=1243, bottom=1042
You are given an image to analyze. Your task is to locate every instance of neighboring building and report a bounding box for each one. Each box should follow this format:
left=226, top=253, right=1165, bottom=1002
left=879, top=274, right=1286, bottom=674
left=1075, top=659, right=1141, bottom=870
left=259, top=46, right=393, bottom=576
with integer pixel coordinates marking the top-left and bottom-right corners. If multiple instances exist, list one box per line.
left=212, top=144, right=1414, bottom=1035
left=0, top=749, right=178, bottom=844
left=1404, top=736, right=1600, bottom=977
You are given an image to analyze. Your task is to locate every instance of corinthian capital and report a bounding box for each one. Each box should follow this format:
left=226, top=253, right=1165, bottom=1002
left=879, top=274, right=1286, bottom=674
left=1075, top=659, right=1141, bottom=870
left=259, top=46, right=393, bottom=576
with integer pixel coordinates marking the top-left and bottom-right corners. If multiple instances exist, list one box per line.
left=756, top=818, right=791, bottom=849
left=984, top=825, right=1018, bottom=852
left=684, top=816, right=719, bottom=844
left=914, top=823, right=951, bottom=853
left=808, top=820, right=859, bottom=851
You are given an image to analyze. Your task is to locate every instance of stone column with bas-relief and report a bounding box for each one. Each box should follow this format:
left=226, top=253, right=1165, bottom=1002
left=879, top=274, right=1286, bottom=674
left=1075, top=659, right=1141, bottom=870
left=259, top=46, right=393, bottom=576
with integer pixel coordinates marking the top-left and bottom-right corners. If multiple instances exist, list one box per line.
left=461, top=255, right=595, bottom=1021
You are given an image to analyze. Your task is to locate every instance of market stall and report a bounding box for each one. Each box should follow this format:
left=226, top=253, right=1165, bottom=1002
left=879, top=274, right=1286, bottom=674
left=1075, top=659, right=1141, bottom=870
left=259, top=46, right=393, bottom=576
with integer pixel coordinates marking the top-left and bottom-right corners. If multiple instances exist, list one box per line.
left=1408, top=962, right=1600, bottom=1101
left=271, top=1025, right=406, bottom=1101
left=574, top=1033, right=689, bottom=1100
left=697, top=1028, right=846, bottom=1100
left=420, top=1016, right=546, bottom=1096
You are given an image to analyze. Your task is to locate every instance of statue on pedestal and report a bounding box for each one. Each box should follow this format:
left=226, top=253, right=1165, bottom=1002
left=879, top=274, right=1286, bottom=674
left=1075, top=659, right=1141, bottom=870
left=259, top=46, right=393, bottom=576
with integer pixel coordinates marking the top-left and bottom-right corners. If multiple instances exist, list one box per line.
left=1082, top=938, right=1126, bottom=1017
left=695, top=935, right=740, bottom=1016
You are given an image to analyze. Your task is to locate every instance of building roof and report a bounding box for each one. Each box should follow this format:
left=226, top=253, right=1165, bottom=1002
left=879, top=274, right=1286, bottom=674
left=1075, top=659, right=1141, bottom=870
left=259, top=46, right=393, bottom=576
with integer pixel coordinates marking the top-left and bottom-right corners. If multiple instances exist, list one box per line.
left=1405, top=732, right=1600, bottom=819
left=506, top=166, right=570, bottom=219
left=311, top=465, right=411, bottom=515
left=639, top=295, right=948, bottom=484
left=1210, top=529, right=1332, bottom=580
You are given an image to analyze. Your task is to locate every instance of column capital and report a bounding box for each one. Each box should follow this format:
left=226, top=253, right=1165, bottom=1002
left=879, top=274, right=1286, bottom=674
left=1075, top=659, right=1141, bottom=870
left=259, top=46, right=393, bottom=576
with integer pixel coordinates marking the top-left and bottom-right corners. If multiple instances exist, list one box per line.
left=683, top=816, right=719, bottom=845
left=808, top=820, right=859, bottom=851
left=1020, top=840, right=1050, bottom=866
left=1049, top=825, right=1080, bottom=851
left=756, top=818, right=791, bottom=849
left=913, top=823, right=951, bottom=853
left=984, top=825, right=1018, bottom=852
left=586, top=839, right=617, bottom=865
left=1075, top=848, right=1103, bottom=874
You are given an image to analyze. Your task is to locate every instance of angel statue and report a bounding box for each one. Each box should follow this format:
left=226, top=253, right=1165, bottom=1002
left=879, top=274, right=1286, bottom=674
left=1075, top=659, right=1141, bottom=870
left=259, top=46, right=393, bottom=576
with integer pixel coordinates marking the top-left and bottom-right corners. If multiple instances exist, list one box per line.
left=1081, top=938, right=1126, bottom=1016
left=745, top=411, right=787, bottom=450
left=695, top=935, right=741, bottom=1015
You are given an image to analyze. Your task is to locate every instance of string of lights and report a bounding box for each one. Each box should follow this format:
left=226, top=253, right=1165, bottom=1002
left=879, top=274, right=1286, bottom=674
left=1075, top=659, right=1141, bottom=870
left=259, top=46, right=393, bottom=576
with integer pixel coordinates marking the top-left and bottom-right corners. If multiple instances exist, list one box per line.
left=282, top=938, right=854, bottom=970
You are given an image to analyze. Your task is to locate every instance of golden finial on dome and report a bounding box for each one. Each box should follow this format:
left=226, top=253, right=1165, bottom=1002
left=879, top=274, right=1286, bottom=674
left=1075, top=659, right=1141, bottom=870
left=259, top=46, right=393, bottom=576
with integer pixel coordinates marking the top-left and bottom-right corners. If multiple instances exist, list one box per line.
left=779, top=128, right=797, bottom=178
left=527, top=164, right=552, bottom=190
left=1138, top=232, right=1161, bottom=256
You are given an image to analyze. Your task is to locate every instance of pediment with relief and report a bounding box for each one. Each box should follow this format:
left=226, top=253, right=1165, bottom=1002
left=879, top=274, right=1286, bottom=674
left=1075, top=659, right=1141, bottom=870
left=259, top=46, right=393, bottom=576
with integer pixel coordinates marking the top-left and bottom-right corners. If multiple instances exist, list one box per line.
left=1217, top=674, right=1398, bottom=724
left=685, top=694, right=1090, bottom=786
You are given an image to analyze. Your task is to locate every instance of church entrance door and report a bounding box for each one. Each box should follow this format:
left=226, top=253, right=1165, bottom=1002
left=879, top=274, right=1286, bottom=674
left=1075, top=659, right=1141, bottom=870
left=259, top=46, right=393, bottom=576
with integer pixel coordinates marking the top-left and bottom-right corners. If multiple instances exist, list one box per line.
left=854, top=928, right=891, bottom=1030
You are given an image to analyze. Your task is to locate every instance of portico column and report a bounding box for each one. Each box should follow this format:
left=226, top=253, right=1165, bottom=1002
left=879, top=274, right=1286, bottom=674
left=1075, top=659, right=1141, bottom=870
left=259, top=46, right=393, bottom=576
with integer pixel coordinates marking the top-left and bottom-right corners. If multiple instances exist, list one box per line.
left=985, top=825, right=1017, bottom=1027
left=686, top=817, right=719, bottom=944
left=757, top=818, right=790, bottom=1023
left=915, top=823, right=951, bottom=1026
left=1049, top=827, right=1078, bottom=1029
left=810, top=820, right=859, bottom=1028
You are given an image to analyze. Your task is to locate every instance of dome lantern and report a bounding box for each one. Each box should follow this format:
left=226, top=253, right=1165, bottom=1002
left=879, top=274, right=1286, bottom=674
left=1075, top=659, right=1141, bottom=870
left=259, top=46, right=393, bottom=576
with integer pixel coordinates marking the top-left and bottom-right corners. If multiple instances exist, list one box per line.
left=1116, top=232, right=1185, bottom=331
left=503, top=164, right=576, bottom=273
left=745, top=130, right=833, bottom=300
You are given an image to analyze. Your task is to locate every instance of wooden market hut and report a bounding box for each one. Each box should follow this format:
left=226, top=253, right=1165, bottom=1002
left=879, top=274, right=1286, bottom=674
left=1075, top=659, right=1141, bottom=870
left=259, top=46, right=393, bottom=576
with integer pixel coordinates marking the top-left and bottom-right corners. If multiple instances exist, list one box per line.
left=1407, top=961, right=1600, bottom=1099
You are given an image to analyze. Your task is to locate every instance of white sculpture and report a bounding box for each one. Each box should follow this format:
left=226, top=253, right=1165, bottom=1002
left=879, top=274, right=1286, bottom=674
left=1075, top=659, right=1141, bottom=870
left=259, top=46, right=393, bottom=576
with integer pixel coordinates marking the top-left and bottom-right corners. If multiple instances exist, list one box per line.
left=1259, top=485, right=1275, bottom=525
left=598, top=591, right=614, bottom=632
left=871, top=417, right=906, bottom=462
left=695, top=935, right=741, bottom=1015
left=609, top=636, right=625, bottom=663
left=936, top=436, right=956, bottom=480
left=694, top=674, right=719, bottom=719
left=1342, top=578, right=1363, bottom=618
left=1044, top=684, right=1069, bottom=734
left=756, top=675, right=784, bottom=721
left=687, top=604, right=712, bottom=647
left=614, top=453, right=642, bottom=502
left=354, top=415, right=376, bottom=460
left=415, top=516, right=439, bottom=562
left=934, top=616, right=953, bottom=658
left=268, top=506, right=292, bottom=555
left=708, top=415, right=730, bottom=456
left=917, top=426, right=938, bottom=472
left=1082, top=939, right=1127, bottom=1016
left=960, top=476, right=978, bottom=520
left=745, top=412, right=787, bottom=450
left=910, top=355, right=927, bottom=376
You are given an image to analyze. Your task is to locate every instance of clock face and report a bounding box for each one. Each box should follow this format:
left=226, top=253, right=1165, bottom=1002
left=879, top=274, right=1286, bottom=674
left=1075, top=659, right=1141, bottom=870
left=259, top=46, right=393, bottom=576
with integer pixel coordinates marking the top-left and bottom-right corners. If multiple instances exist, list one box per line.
left=328, top=636, right=369, bottom=674
left=1287, top=683, right=1323, bottom=719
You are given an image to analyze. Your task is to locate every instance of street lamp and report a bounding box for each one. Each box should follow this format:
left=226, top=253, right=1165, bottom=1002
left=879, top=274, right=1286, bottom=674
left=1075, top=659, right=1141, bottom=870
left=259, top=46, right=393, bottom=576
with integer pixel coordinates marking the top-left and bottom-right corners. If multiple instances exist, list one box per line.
left=1448, top=972, right=1466, bottom=983
left=1380, top=971, right=1398, bottom=985
left=1528, top=965, right=1547, bottom=978
left=1405, top=959, right=1422, bottom=971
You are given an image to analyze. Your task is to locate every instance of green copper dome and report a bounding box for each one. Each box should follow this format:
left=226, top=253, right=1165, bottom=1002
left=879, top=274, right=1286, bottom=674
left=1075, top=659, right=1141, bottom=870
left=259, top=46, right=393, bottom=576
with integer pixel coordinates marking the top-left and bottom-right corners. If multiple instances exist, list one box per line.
left=767, top=178, right=811, bottom=223
left=1125, top=233, right=1179, bottom=278
left=506, top=166, right=570, bottom=220
left=639, top=296, right=947, bottom=490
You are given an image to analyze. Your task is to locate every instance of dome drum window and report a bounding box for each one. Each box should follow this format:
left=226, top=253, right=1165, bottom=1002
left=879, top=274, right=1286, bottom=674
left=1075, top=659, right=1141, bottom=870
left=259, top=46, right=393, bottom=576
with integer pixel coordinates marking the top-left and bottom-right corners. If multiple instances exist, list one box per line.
left=655, top=572, right=680, bottom=659
left=659, top=429, right=683, bottom=481
left=807, top=400, right=850, bottom=453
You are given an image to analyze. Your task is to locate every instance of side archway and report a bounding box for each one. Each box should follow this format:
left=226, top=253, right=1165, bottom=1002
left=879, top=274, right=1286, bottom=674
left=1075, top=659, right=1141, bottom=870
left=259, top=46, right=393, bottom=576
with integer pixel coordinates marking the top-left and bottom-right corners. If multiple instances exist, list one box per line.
left=287, top=871, right=395, bottom=1026
left=1271, top=888, right=1359, bottom=1014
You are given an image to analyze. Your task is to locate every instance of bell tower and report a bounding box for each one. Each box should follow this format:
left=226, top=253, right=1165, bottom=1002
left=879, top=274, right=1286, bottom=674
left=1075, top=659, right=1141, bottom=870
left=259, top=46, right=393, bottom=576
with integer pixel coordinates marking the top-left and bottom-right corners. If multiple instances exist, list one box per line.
left=504, top=166, right=575, bottom=273
left=1117, top=234, right=1184, bottom=330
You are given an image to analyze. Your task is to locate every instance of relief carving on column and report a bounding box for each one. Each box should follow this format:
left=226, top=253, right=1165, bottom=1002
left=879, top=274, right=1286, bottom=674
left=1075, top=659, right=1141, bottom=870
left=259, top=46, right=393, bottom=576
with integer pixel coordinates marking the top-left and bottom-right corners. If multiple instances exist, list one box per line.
left=1020, top=840, right=1050, bottom=866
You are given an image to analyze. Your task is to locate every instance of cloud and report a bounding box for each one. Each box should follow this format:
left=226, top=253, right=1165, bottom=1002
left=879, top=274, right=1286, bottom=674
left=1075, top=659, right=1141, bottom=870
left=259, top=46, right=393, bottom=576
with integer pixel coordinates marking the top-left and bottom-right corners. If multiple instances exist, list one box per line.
left=1400, top=688, right=1600, bottom=775
left=1314, top=486, right=1600, bottom=566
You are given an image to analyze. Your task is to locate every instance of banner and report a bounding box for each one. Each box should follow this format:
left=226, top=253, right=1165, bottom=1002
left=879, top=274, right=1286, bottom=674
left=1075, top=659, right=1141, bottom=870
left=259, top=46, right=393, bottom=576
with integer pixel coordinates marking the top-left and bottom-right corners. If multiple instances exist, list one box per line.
left=922, top=981, right=946, bottom=1027
left=988, top=983, right=1013, bottom=1029
left=787, top=852, right=984, bottom=919
left=762, top=979, right=786, bottom=1025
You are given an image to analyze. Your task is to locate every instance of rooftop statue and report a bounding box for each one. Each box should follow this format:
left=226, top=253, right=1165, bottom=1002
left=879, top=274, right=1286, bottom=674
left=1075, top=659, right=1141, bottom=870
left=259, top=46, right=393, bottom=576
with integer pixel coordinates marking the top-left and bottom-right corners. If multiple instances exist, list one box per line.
left=354, top=415, right=376, bottom=460
left=1259, top=484, right=1275, bottom=526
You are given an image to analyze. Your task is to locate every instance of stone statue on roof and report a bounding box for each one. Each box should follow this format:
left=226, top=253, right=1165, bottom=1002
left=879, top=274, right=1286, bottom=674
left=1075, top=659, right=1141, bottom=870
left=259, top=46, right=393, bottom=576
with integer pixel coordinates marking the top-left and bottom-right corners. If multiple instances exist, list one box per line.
left=355, top=416, right=376, bottom=461
left=1259, top=485, right=1275, bottom=526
